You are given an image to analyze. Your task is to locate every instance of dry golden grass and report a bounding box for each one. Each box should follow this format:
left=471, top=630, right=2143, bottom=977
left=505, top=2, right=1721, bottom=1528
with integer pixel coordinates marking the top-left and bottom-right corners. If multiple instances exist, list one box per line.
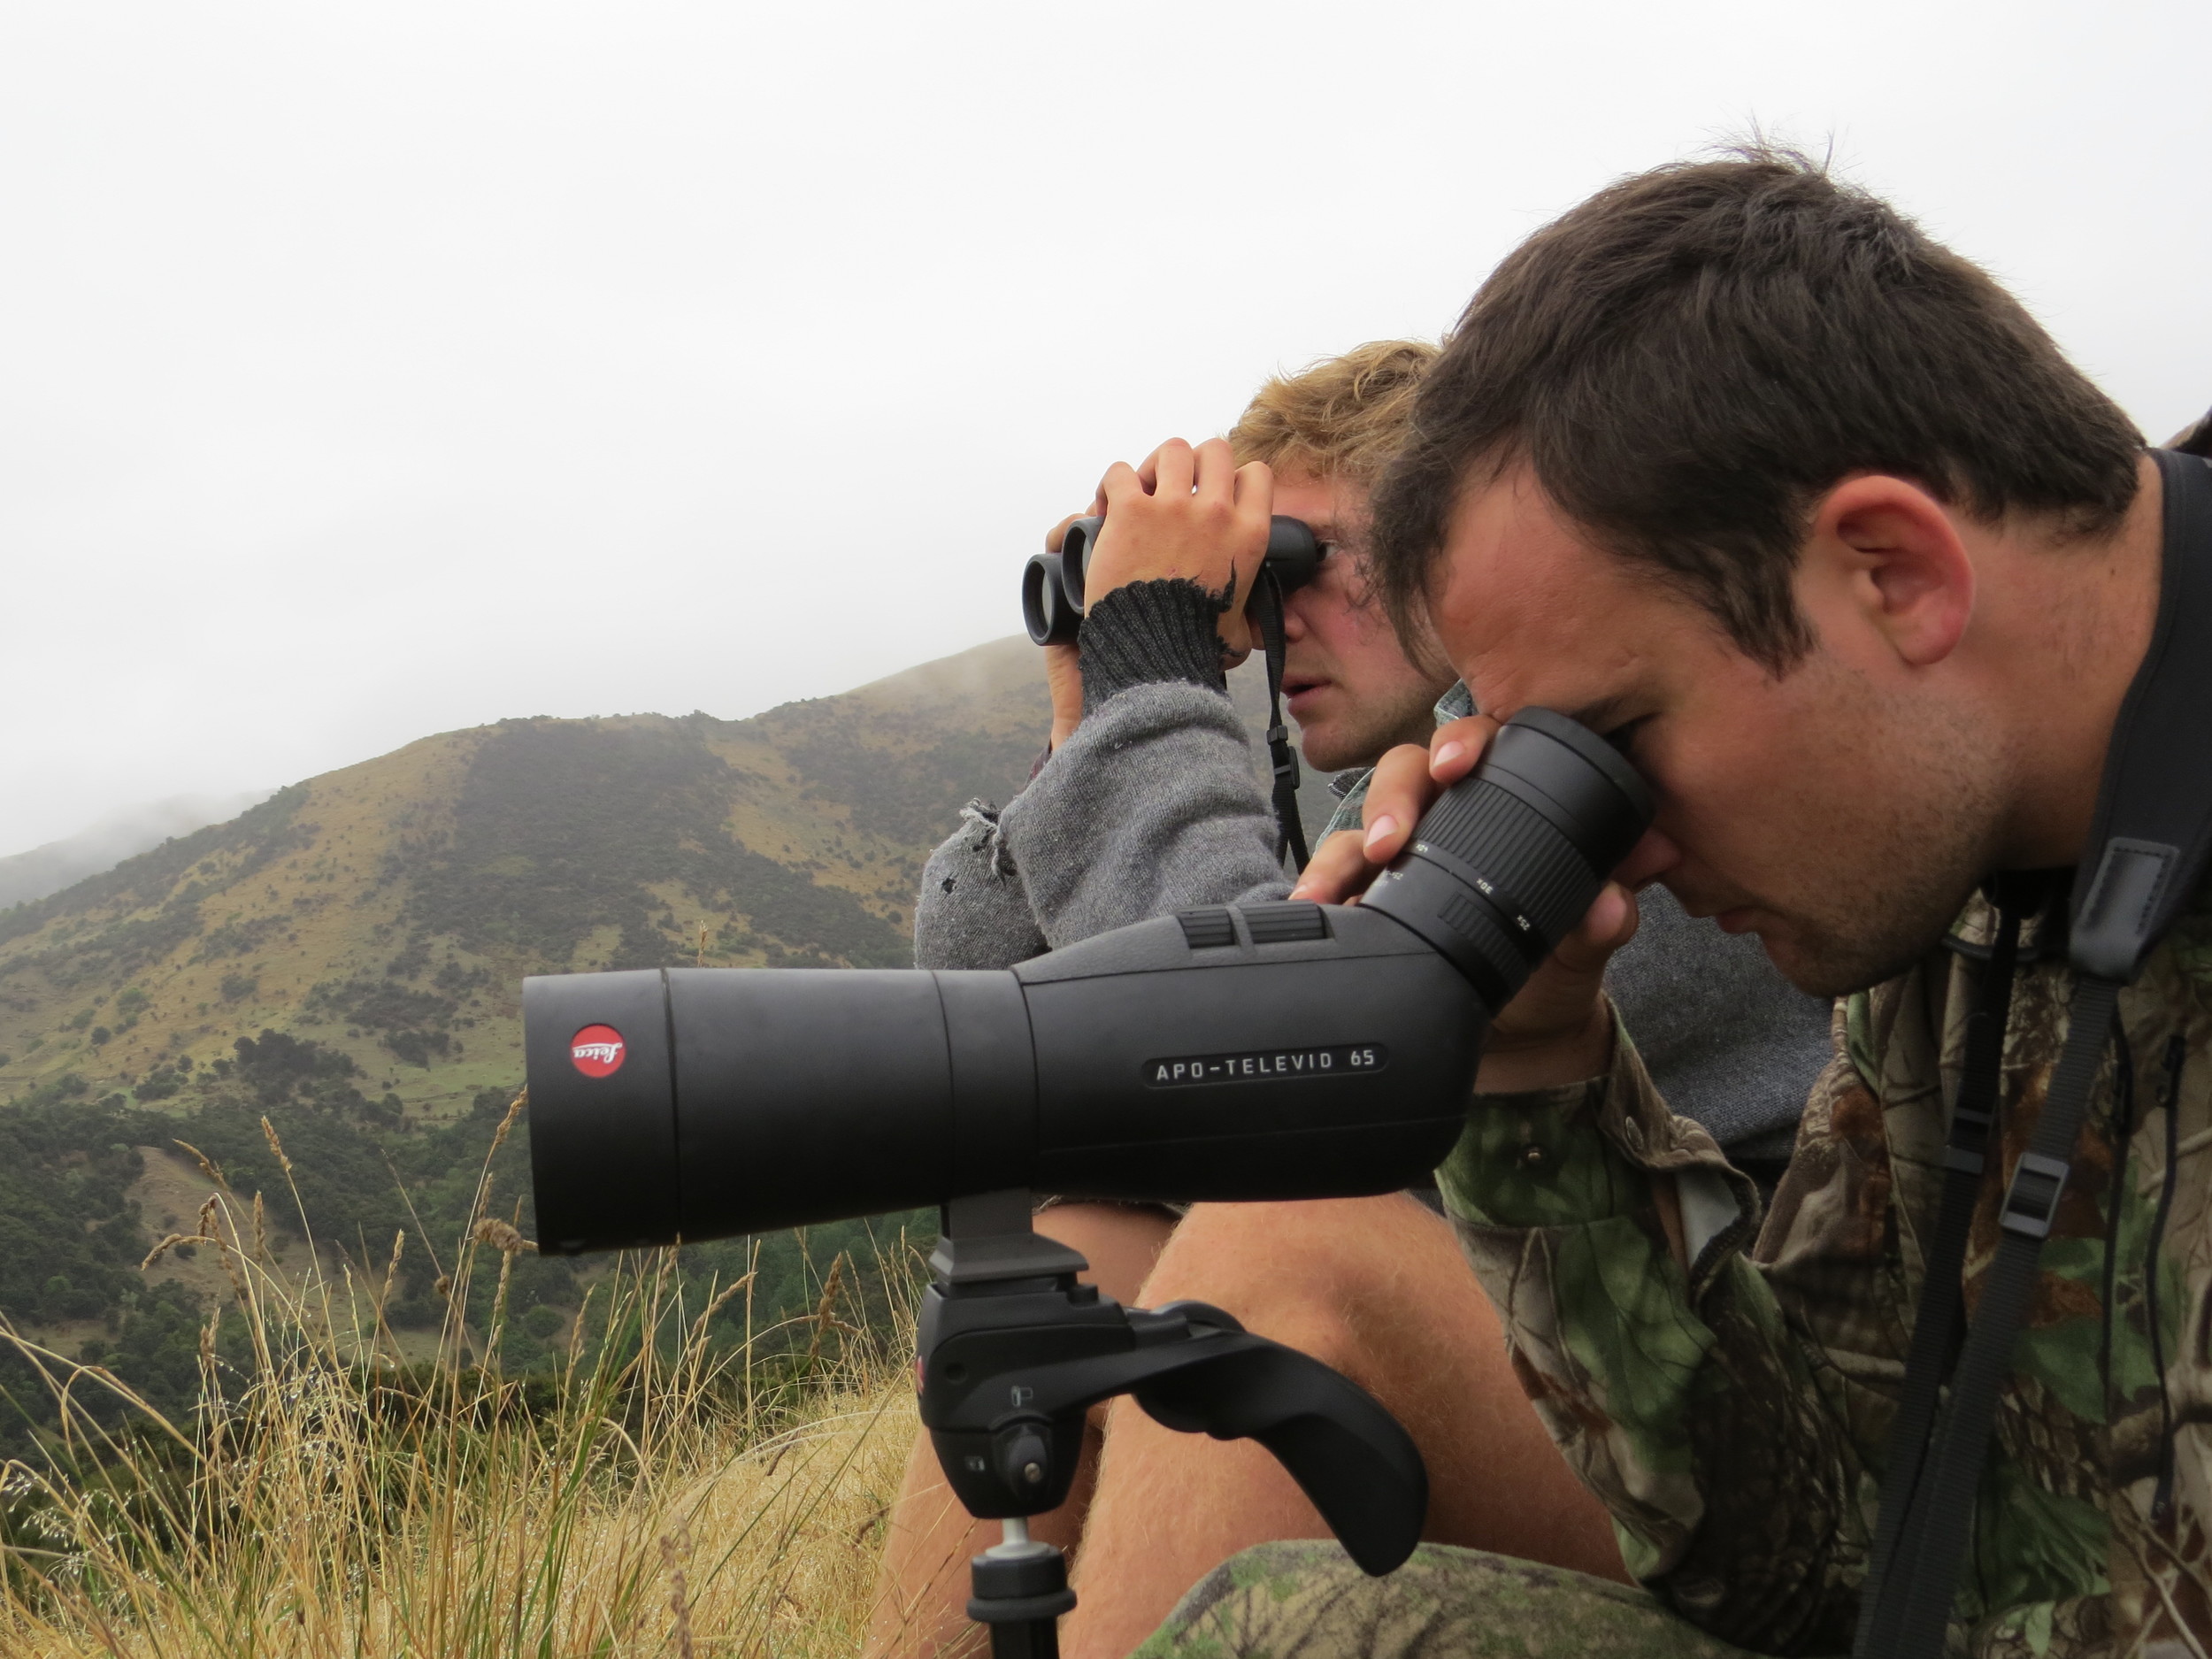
left=0, top=1100, right=921, bottom=1657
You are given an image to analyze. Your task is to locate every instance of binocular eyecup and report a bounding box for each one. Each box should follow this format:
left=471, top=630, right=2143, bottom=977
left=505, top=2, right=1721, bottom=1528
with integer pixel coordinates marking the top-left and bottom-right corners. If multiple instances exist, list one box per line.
left=1022, top=516, right=1322, bottom=645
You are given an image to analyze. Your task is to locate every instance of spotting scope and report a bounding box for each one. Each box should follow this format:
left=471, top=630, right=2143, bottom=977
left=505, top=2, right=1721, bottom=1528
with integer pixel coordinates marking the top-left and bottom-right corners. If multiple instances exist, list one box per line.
left=522, top=707, right=1653, bottom=1252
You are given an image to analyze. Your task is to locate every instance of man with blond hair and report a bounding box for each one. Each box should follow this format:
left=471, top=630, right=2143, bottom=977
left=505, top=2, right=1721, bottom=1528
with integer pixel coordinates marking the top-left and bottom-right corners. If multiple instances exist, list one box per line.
left=866, top=340, right=1832, bottom=1659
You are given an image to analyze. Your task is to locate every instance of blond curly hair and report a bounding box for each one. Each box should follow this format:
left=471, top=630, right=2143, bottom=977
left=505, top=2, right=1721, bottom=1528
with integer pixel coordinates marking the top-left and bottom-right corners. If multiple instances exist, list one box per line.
left=1226, top=339, right=1439, bottom=482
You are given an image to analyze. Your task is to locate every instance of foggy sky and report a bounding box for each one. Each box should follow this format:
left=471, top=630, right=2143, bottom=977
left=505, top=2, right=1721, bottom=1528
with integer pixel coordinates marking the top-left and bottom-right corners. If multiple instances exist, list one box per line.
left=4, top=0, right=2208, bottom=856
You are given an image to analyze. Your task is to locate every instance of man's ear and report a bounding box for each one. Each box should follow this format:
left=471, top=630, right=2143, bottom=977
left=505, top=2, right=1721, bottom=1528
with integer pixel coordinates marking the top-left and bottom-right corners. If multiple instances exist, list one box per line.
left=1801, top=474, right=1975, bottom=668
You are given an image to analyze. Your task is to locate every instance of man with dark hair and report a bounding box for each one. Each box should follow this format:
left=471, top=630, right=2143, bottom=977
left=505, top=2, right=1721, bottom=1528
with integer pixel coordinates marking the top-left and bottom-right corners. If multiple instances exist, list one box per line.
left=865, top=339, right=1836, bottom=1659
left=1133, top=153, right=2212, bottom=1658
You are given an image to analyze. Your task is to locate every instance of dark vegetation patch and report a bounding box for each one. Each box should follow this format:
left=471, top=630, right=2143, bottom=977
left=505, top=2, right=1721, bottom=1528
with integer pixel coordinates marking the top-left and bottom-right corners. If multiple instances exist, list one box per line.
left=194, top=916, right=287, bottom=960
left=752, top=703, right=1045, bottom=851
left=304, top=975, right=459, bottom=1066
left=396, top=719, right=910, bottom=971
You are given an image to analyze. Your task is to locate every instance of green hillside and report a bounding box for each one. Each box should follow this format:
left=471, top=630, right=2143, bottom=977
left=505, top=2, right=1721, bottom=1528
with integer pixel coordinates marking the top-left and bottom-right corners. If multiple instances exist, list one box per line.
left=0, top=636, right=1054, bottom=1437
left=0, top=636, right=1050, bottom=1111
left=0, top=635, right=1342, bottom=1447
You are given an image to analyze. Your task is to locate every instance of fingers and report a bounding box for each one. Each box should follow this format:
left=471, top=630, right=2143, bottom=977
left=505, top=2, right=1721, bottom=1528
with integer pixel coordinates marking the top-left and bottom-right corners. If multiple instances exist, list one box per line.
left=1221, top=450, right=1272, bottom=603
left=1230, top=456, right=1272, bottom=515
left=1137, top=438, right=1194, bottom=501
left=1188, top=436, right=1240, bottom=504
left=1479, top=878, right=1638, bottom=1072
left=1097, top=459, right=1145, bottom=514
left=1079, top=435, right=1272, bottom=620
left=1355, top=740, right=1459, bottom=866
left=1287, top=828, right=1375, bottom=904
left=1554, top=881, right=1640, bottom=977
left=1427, top=714, right=1496, bottom=786
left=1045, top=511, right=1085, bottom=555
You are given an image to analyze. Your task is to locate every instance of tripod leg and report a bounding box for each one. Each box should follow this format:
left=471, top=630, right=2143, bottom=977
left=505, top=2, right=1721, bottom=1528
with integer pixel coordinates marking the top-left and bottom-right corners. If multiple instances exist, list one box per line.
left=968, top=1519, right=1077, bottom=1659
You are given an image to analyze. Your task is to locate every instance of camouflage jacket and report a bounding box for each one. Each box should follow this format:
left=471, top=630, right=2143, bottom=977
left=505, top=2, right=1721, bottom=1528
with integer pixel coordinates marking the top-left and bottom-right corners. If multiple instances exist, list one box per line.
left=1441, top=875, right=2212, bottom=1657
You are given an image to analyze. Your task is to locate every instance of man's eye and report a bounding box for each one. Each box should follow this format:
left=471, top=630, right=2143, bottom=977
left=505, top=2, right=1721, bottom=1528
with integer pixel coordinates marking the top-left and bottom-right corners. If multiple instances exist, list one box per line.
left=1601, top=718, right=1650, bottom=757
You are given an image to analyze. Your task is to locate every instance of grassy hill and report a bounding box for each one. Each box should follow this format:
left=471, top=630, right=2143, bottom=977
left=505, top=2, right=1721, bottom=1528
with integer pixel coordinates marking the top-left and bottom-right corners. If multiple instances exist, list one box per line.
left=0, top=636, right=1053, bottom=1114
left=0, top=635, right=1340, bottom=1444
left=0, top=636, right=1055, bottom=1429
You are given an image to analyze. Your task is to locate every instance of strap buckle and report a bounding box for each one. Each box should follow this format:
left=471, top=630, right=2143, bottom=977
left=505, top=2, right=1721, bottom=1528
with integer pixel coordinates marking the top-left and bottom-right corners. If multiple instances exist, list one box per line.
left=1941, top=1103, right=1994, bottom=1177
left=2000, top=1151, right=2070, bottom=1240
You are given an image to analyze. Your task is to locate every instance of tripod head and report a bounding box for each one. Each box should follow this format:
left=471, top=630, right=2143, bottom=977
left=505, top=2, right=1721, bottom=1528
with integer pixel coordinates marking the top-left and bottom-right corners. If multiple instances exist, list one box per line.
left=920, top=1190, right=1428, bottom=1658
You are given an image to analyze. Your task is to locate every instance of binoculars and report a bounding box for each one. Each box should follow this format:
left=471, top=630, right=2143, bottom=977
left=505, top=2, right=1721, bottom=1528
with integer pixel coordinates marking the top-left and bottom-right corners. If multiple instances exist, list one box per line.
left=1022, top=515, right=1323, bottom=645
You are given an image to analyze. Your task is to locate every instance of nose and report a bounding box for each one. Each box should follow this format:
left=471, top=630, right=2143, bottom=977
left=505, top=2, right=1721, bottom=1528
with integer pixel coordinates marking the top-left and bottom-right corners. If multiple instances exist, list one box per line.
left=1279, top=586, right=1312, bottom=642
left=1616, top=826, right=1681, bottom=887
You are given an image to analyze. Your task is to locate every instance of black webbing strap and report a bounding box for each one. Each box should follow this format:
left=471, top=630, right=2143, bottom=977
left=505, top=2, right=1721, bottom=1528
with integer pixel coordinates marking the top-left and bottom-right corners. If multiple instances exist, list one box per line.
left=1858, top=448, right=2212, bottom=1656
left=1852, top=902, right=2024, bottom=1657
left=1250, top=567, right=1310, bottom=873
left=1878, top=975, right=2119, bottom=1659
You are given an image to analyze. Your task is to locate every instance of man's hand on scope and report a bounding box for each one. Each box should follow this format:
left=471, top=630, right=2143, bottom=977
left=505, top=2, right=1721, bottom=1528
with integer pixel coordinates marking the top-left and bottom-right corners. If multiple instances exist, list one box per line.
left=1085, top=436, right=1275, bottom=663
left=1289, top=713, right=1677, bottom=1094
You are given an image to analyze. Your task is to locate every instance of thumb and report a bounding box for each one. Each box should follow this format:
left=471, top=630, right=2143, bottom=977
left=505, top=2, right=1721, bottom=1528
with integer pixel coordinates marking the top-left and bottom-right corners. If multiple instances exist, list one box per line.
left=1556, top=882, right=1639, bottom=974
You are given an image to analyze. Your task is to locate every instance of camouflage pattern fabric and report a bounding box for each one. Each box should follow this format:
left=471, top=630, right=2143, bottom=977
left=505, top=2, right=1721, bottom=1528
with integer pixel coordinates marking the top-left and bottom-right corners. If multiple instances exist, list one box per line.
left=1428, top=873, right=2212, bottom=1657
left=1133, top=1540, right=1770, bottom=1659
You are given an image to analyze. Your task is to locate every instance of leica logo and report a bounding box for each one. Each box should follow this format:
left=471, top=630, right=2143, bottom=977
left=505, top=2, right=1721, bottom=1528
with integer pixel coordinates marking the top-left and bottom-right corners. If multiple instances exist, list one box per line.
left=570, top=1025, right=626, bottom=1078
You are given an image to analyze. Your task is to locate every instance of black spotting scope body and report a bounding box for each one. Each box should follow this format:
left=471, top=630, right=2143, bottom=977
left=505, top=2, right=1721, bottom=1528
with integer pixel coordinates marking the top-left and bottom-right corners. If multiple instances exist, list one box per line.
left=523, top=707, right=1655, bottom=1253
left=1022, top=515, right=1321, bottom=646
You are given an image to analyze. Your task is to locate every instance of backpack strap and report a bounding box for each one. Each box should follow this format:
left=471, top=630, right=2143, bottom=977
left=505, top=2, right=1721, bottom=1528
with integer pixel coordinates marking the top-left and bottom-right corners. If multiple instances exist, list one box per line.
left=1852, top=897, right=2024, bottom=1656
left=1858, top=449, right=2212, bottom=1657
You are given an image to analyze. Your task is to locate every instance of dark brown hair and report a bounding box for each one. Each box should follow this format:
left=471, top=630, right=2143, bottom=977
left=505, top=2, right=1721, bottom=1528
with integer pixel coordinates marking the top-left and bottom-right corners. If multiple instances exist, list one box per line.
left=1369, top=148, right=2145, bottom=670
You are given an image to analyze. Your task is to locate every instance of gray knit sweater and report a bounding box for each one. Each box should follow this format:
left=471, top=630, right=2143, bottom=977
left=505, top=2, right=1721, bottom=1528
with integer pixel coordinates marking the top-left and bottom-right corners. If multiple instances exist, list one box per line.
left=914, top=592, right=1828, bottom=1163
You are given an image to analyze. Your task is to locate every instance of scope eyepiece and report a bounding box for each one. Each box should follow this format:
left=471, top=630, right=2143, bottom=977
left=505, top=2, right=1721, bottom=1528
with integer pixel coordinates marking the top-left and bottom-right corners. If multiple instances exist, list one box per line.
left=1362, top=709, right=1653, bottom=1010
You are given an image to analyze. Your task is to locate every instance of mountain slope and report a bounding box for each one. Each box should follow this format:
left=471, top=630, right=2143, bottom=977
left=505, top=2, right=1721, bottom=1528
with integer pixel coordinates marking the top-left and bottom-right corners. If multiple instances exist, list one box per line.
left=0, top=635, right=1053, bottom=1114
left=0, top=634, right=1351, bottom=1425
left=0, top=792, right=271, bottom=910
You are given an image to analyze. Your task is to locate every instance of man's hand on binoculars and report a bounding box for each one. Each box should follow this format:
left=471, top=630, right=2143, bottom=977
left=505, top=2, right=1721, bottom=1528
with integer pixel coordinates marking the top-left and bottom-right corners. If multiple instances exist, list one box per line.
left=1080, top=437, right=1275, bottom=664
left=1290, top=712, right=1668, bottom=1094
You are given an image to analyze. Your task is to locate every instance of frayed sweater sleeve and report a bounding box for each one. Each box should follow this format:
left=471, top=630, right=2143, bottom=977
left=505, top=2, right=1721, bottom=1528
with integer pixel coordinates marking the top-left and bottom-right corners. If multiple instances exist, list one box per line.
left=913, top=803, right=1049, bottom=970
left=998, top=679, right=1290, bottom=949
left=913, top=573, right=1285, bottom=962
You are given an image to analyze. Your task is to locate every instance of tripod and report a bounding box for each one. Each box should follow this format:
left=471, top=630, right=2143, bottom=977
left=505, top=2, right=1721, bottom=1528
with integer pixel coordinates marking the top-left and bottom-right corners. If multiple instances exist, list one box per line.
left=918, top=1190, right=1429, bottom=1659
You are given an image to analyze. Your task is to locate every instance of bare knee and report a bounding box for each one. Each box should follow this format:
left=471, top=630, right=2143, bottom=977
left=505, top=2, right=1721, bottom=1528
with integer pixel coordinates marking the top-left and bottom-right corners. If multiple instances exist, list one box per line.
left=1035, top=1202, right=1176, bottom=1306
left=1135, top=1194, right=1466, bottom=1366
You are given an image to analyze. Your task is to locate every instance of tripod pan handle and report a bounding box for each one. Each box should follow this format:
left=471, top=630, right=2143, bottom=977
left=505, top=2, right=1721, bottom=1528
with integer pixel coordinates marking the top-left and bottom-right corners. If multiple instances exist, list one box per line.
left=1132, top=1314, right=1426, bottom=1577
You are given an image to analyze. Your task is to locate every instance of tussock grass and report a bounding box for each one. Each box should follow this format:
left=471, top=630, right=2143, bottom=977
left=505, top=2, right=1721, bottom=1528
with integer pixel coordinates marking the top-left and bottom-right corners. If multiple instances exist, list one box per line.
left=0, top=1097, right=922, bottom=1656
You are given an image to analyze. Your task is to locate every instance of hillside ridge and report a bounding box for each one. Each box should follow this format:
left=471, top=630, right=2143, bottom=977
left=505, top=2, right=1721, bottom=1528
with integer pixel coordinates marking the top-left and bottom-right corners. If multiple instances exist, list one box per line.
left=0, top=634, right=1051, bottom=1116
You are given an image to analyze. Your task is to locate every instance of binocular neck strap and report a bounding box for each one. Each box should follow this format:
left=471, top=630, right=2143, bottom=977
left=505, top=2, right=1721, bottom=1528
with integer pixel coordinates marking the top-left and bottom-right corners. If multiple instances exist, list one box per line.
left=1252, top=567, right=1310, bottom=873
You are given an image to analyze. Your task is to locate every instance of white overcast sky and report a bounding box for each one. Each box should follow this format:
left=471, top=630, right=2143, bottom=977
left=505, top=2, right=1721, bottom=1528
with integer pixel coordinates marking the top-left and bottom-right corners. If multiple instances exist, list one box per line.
left=4, top=0, right=2208, bottom=856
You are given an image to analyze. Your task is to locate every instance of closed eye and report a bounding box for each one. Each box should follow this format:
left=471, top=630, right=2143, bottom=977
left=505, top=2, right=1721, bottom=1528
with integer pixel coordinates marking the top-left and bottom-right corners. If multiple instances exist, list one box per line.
left=1601, top=717, right=1652, bottom=757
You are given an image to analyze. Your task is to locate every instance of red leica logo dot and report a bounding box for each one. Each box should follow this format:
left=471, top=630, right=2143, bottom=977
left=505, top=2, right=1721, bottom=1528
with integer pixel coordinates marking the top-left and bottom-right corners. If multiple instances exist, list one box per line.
left=570, top=1025, right=626, bottom=1078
